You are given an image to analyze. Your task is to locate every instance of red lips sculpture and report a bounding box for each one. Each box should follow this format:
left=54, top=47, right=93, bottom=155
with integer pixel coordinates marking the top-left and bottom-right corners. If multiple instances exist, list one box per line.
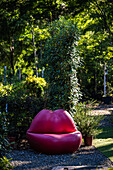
left=27, top=109, right=82, bottom=154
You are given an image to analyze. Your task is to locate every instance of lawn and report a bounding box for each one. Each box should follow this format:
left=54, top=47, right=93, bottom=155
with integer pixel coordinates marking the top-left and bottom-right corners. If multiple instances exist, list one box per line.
left=93, top=126, right=113, bottom=162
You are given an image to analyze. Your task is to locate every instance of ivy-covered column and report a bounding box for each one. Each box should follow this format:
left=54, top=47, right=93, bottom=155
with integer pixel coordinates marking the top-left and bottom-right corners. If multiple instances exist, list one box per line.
left=43, top=17, right=82, bottom=112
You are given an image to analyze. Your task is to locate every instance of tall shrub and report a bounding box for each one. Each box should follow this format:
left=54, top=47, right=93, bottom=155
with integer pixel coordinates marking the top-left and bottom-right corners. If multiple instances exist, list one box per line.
left=0, top=76, right=46, bottom=138
left=42, top=17, right=82, bottom=112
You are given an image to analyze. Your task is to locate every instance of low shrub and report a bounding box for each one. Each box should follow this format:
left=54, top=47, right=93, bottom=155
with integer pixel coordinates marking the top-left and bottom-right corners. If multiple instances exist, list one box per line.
left=73, top=101, right=104, bottom=137
left=24, top=75, right=46, bottom=97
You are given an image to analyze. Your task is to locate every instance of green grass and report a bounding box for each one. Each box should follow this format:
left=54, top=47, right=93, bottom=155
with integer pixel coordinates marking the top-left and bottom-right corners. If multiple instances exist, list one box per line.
left=93, top=127, right=113, bottom=162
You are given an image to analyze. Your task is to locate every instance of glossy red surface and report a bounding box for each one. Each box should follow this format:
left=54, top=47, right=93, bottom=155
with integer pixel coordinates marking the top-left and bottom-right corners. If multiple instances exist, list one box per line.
left=27, top=109, right=82, bottom=154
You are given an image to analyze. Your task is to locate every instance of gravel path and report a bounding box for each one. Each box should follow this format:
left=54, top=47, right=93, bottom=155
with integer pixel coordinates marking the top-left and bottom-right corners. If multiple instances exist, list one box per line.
left=7, top=145, right=113, bottom=170
left=7, top=104, right=113, bottom=170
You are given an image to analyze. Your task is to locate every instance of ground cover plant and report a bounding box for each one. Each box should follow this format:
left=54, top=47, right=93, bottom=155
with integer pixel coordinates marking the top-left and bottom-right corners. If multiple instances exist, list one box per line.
left=0, top=156, right=14, bottom=170
left=93, top=126, right=113, bottom=162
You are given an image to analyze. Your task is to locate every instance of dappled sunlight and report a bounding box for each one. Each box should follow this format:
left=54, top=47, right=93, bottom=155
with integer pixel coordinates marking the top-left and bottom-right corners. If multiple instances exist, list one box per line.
left=93, top=138, right=113, bottom=147
left=93, top=141, right=113, bottom=162
left=10, top=160, right=32, bottom=168
left=9, top=145, right=112, bottom=169
left=91, top=103, right=113, bottom=115
left=91, top=110, right=112, bottom=115
left=93, top=133, right=113, bottom=162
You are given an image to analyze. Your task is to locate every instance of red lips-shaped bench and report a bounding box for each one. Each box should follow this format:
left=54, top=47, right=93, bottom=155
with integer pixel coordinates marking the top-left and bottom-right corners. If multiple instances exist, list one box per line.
left=27, top=109, right=82, bottom=154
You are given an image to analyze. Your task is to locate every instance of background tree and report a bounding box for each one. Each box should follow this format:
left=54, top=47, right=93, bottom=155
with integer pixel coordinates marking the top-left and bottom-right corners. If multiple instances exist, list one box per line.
left=1, top=0, right=113, bottom=101
left=0, top=0, right=65, bottom=77
left=75, top=0, right=113, bottom=100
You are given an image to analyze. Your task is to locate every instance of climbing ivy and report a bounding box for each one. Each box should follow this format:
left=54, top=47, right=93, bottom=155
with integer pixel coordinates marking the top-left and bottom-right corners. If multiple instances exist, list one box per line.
left=42, top=17, right=82, bottom=112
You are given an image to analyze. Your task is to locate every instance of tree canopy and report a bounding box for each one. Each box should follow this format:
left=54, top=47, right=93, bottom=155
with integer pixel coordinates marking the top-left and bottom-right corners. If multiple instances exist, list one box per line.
left=0, top=0, right=113, bottom=100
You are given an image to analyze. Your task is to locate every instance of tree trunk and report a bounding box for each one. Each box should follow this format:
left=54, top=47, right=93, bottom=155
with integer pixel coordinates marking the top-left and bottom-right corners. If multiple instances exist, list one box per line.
left=31, top=27, right=38, bottom=77
left=10, top=46, right=15, bottom=75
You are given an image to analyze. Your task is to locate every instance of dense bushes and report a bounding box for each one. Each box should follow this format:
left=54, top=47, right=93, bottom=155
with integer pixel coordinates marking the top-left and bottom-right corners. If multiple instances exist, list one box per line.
left=0, top=76, right=46, bottom=138
left=0, top=17, right=82, bottom=141
left=0, top=111, right=12, bottom=157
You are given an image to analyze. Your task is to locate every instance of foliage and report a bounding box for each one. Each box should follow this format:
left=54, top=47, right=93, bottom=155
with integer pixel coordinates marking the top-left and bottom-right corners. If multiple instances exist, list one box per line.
left=0, top=0, right=113, bottom=102
left=73, top=101, right=104, bottom=137
left=42, top=16, right=82, bottom=112
left=63, top=0, right=92, bottom=16
left=75, top=0, right=113, bottom=100
left=0, top=96, right=45, bottom=138
left=0, top=111, right=12, bottom=157
left=24, top=75, right=46, bottom=97
left=0, top=75, right=46, bottom=97
left=0, top=76, right=46, bottom=138
left=0, top=0, right=66, bottom=75
left=0, top=156, right=14, bottom=170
